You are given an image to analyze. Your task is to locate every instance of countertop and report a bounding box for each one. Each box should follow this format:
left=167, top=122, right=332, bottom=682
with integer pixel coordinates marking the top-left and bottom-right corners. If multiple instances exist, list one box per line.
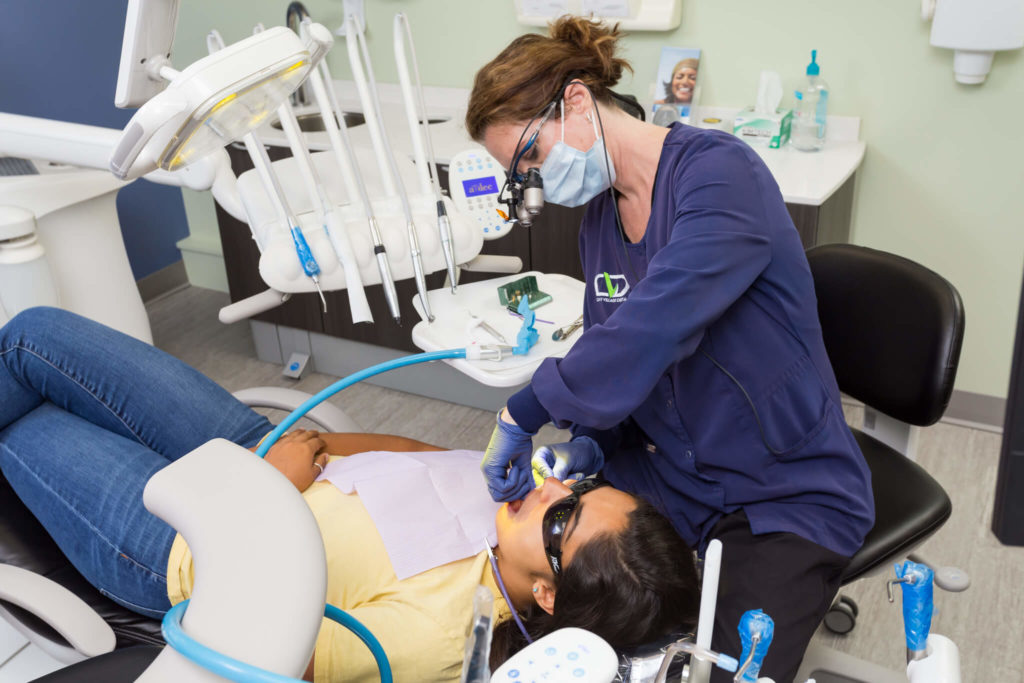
left=255, top=82, right=864, bottom=208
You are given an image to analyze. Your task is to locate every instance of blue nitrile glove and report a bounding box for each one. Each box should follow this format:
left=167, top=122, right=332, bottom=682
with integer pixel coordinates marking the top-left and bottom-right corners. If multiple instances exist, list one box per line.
left=481, top=413, right=536, bottom=502
left=531, top=436, right=605, bottom=486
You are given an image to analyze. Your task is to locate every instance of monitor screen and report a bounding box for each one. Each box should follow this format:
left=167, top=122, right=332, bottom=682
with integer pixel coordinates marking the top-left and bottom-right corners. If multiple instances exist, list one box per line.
left=462, top=176, right=498, bottom=197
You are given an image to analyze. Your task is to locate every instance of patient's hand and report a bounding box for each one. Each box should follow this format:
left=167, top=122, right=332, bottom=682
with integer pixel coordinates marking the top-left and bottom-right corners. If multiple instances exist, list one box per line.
left=264, top=429, right=329, bottom=492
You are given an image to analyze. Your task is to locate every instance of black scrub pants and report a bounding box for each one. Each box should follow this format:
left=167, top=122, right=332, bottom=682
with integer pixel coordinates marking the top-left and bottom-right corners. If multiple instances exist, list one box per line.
left=708, top=510, right=850, bottom=683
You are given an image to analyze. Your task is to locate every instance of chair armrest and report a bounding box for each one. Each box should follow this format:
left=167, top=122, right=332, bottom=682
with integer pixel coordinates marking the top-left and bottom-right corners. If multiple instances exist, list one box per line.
left=233, top=387, right=361, bottom=432
left=0, top=565, right=115, bottom=663
left=137, top=439, right=326, bottom=681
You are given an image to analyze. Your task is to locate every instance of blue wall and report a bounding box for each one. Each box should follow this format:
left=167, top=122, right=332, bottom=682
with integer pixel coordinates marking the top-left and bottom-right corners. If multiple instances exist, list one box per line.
left=1, top=0, right=190, bottom=281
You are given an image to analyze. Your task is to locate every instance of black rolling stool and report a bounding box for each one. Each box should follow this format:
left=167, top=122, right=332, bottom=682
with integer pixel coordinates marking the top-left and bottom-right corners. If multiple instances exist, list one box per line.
left=797, top=244, right=965, bottom=682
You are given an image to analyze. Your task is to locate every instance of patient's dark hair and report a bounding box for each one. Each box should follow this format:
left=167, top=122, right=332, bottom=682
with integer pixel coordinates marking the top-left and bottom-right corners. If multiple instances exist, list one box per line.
left=489, top=498, right=699, bottom=670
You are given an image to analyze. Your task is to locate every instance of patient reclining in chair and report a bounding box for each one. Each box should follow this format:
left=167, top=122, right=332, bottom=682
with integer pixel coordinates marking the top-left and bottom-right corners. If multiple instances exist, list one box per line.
left=0, top=308, right=699, bottom=681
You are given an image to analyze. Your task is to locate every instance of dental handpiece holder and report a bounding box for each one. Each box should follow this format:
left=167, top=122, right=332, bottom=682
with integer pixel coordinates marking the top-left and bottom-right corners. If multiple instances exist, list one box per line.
left=236, top=153, right=483, bottom=299
left=734, top=609, right=774, bottom=682
left=890, top=560, right=962, bottom=682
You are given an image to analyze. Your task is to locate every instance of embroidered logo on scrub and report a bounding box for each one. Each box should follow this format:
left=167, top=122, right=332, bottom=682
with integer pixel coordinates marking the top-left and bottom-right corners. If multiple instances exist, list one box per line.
left=594, top=272, right=629, bottom=303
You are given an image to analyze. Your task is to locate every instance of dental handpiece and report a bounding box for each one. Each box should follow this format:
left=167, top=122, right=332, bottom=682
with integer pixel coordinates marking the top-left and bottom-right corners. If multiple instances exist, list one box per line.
left=242, top=135, right=327, bottom=312
left=275, top=94, right=373, bottom=324
left=323, top=37, right=402, bottom=325
left=207, top=30, right=326, bottom=312
left=395, top=13, right=458, bottom=293
left=349, top=15, right=434, bottom=323
left=436, top=202, right=457, bottom=294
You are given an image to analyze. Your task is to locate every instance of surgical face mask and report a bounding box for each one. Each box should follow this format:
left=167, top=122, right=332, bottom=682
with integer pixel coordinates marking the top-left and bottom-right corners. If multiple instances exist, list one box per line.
left=539, top=100, right=616, bottom=208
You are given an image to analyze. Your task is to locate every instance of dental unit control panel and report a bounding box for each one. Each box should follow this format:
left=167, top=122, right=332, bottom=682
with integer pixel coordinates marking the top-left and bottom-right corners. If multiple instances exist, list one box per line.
left=448, top=148, right=510, bottom=240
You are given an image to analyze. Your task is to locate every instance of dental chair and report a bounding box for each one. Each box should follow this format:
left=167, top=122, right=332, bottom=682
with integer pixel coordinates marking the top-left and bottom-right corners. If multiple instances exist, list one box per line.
left=0, top=389, right=358, bottom=680
left=795, top=243, right=965, bottom=682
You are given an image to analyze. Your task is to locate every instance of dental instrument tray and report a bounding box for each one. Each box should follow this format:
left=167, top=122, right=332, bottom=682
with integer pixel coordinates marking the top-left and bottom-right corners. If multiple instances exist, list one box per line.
left=410, top=271, right=585, bottom=388
left=497, top=275, right=552, bottom=311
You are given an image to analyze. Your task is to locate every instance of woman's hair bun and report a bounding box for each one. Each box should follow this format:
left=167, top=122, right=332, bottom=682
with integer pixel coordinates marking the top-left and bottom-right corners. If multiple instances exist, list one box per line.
left=549, top=16, right=629, bottom=89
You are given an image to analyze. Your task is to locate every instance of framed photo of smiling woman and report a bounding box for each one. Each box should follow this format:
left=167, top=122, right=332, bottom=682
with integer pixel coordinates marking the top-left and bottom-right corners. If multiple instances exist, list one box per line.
left=652, top=46, right=702, bottom=123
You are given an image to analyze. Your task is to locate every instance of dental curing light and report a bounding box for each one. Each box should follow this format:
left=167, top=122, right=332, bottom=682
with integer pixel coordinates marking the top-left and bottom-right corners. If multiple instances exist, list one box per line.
left=110, top=4, right=331, bottom=181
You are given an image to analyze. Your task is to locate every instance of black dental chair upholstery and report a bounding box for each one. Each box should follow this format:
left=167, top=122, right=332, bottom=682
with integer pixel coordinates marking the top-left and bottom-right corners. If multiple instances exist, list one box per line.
left=0, top=476, right=164, bottom=647
left=807, top=244, right=964, bottom=585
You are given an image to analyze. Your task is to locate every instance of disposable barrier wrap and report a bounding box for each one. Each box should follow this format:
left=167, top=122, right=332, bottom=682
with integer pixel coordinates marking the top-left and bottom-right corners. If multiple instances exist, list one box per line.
left=737, top=609, right=774, bottom=681
left=896, top=560, right=934, bottom=653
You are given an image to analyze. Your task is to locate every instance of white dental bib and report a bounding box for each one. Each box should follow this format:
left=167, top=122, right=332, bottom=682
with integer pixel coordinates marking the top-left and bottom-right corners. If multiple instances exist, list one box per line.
left=317, top=450, right=501, bottom=580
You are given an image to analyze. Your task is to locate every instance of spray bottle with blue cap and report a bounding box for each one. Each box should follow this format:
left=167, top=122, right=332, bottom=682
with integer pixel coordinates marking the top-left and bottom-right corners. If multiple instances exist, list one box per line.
left=792, top=50, right=829, bottom=152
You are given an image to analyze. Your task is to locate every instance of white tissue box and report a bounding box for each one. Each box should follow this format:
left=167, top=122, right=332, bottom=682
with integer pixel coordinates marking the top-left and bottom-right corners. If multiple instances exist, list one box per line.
left=733, top=107, right=793, bottom=149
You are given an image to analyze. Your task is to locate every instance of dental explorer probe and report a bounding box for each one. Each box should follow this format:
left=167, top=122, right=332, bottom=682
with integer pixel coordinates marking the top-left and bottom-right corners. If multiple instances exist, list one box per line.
left=347, top=14, right=435, bottom=322
left=207, top=30, right=327, bottom=312
left=394, top=13, right=458, bottom=294
left=312, top=59, right=401, bottom=326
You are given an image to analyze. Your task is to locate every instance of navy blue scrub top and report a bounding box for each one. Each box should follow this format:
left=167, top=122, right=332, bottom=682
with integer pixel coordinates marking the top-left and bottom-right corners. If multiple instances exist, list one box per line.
left=508, top=124, right=875, bottom=557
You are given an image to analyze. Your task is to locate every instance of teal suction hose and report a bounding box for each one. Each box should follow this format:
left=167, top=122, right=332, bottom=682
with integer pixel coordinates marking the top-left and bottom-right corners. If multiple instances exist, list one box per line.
left=164, top=349, right=468, bottom=682
left=255, top=349, right=467, bottom=458
left=163, top=600, right=392, bottom=683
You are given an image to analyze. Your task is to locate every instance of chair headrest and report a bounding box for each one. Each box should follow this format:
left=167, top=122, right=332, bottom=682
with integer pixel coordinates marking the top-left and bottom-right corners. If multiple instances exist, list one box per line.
left=807, top=244, right=965, bottom=426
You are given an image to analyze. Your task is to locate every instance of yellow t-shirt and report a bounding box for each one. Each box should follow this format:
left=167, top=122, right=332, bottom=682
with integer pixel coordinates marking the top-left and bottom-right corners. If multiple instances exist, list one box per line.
left=166, top=455, right=510, bottom=682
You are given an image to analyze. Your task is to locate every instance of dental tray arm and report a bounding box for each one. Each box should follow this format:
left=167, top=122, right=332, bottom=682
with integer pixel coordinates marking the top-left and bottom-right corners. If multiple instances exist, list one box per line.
left=0, top=564, right=116, bottom=664
left=136, top=439, right=327, bottom=681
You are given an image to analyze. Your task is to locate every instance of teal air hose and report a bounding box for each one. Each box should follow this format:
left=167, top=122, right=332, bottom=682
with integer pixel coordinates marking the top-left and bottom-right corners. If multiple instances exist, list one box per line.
left=255, top=348, right=467, bottom=458
left=163, top=600, right=393, bottom=682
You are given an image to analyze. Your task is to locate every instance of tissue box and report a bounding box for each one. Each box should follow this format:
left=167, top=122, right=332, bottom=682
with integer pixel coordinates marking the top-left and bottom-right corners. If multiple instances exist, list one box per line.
left=733, top=107, right=793, bottom=149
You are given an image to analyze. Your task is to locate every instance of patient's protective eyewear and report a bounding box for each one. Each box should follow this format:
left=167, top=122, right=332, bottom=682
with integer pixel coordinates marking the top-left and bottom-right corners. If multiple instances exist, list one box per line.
left=542, top=478, right=611, bottom=578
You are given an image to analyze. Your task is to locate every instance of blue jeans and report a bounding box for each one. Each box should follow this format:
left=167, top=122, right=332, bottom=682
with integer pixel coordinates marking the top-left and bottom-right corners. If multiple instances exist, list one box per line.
left=0, top=308, right=273, bottom=618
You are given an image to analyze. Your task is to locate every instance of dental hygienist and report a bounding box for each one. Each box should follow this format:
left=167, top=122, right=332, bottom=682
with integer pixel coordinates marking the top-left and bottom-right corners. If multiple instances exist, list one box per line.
left=467, top=17, right=874, bottom=683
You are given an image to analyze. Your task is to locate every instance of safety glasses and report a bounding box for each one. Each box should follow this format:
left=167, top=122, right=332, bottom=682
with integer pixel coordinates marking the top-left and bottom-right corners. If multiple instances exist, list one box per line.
left=508, top=100, right=558, bottom=183
left=541, top=478, right=611, bottom=578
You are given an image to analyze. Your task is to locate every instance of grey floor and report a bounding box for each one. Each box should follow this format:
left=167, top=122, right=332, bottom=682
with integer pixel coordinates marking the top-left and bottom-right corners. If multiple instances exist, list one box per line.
left=149, top=286, right=1024, bottom=683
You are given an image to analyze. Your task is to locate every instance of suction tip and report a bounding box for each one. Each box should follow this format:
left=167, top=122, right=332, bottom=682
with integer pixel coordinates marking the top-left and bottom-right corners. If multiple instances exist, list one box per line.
left=393, top=316, right=402, bottom=326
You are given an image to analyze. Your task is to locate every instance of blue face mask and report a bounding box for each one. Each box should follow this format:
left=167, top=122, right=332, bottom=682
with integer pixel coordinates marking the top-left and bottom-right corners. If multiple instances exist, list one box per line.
left=539, top=101, right=616, bottom=208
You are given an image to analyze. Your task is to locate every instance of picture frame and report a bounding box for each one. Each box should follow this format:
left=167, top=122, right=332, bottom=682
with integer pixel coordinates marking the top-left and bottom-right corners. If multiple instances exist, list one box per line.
left=652, top=46, right=702, bottom=123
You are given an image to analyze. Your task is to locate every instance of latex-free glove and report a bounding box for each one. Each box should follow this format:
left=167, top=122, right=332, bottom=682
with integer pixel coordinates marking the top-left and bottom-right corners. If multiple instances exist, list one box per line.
left=532, top=436, right=605, bottom=485
left=481, top=413, right=536, bottom=502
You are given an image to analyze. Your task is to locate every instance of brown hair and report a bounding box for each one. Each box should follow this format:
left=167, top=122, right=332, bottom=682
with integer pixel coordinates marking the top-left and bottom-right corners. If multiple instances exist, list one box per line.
left=465, top=17, right=632, bottom=142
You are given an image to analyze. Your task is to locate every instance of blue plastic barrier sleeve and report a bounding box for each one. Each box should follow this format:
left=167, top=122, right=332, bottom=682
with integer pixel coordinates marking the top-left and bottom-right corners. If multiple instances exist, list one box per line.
left=514, top=297, right=539, bottom=355
left=896, top=560, right=934, bottom=652
left=737, top=609, right=775, bottom=681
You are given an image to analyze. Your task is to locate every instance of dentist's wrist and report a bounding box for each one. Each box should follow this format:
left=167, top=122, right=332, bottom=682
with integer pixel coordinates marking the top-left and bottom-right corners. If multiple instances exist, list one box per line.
left=507, top=384, right=550, bottom=434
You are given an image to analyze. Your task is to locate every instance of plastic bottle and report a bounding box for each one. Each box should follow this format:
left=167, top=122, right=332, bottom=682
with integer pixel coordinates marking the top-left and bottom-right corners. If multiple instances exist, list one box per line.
left=791, top=50, right=829, bottom=151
